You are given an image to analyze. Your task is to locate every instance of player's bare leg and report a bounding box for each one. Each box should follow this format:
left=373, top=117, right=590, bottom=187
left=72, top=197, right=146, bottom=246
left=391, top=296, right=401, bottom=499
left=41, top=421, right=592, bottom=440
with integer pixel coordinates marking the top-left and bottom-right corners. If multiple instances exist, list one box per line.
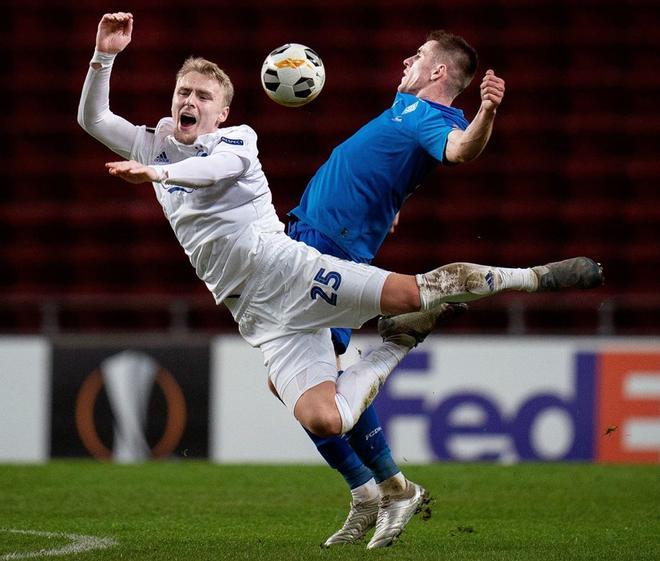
left=415, top=257, right=603, bottom=310
left=379, top=272, right=421, bottom=315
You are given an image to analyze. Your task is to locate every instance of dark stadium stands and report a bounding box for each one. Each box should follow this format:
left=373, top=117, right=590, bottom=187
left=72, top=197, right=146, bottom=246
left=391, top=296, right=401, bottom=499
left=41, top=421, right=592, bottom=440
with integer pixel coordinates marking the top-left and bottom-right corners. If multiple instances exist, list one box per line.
left=1, top=0, right=658, bottom=334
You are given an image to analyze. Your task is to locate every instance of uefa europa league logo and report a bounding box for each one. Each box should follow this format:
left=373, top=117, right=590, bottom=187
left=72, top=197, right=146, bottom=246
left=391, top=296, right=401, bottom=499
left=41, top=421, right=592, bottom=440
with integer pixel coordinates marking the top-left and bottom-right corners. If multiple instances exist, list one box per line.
left=75, top=350, right=186, bottom=462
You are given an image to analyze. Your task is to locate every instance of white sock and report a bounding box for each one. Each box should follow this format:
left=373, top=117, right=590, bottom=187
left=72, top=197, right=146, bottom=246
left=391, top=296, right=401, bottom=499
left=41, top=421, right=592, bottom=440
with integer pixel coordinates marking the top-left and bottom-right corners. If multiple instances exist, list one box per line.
left=417, top=263, right=539, bottom=310
left=351, top=478, right=379, bottom=503
left=377, top=472, right=407, bottom=496
left=335, top=342, right=408, bottom=433
left=498, top=267, right=538, bottom=292
left=468, top=266, right=538, bottom=295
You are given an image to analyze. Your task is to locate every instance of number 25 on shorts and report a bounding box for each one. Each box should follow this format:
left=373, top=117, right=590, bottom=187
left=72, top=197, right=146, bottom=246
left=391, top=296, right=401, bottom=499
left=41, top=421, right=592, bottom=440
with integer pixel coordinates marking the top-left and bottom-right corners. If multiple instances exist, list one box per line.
left=310, top=268, right=342, bottom=306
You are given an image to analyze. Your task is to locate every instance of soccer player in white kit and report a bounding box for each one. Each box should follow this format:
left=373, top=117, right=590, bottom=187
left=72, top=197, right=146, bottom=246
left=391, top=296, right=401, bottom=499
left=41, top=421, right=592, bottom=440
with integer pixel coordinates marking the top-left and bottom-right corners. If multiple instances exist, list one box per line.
left=78, top=11, right=604, bottom=545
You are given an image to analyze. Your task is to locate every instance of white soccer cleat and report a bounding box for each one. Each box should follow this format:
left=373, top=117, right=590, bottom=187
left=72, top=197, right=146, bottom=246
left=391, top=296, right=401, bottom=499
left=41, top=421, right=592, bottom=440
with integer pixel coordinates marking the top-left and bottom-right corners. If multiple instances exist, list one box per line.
left=366, top=481, right=430, bottom=549
left=378, top=302, right=468, bottom=348
left=322, top=497, right=379, bottom=547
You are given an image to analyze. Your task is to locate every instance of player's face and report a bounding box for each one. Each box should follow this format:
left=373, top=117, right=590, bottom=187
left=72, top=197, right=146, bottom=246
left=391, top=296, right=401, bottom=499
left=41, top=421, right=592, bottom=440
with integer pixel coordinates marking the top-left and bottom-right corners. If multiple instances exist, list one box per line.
left=398, top=41, right=441, bottom=95
left=171, top=71, right=229, bottom=144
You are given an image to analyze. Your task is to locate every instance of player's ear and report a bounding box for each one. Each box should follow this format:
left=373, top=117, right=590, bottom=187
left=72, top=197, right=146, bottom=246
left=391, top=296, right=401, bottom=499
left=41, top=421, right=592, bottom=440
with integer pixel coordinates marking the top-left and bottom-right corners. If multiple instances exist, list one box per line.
left=215, top=106, right=230, bottom=127
left=431, top=63, right=447, bottom=81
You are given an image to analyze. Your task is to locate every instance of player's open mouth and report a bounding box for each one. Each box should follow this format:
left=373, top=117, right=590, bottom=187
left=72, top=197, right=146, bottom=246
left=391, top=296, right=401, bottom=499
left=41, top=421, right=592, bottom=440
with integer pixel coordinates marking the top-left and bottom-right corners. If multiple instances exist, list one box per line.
left=180, top=114, right=197, bottom=128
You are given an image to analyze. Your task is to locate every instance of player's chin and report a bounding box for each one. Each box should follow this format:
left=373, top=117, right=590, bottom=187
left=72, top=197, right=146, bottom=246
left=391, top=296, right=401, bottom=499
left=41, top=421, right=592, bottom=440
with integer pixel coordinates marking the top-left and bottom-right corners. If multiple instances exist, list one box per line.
left=173, top=129, right=196, bottom=145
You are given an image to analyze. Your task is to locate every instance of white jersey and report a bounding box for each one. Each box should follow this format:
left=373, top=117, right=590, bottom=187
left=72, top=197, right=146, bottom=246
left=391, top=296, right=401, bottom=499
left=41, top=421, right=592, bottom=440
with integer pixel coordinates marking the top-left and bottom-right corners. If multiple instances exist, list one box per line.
left=79, top=50, right=391, bottom=407
left=78, top=51, right=284, bottom=302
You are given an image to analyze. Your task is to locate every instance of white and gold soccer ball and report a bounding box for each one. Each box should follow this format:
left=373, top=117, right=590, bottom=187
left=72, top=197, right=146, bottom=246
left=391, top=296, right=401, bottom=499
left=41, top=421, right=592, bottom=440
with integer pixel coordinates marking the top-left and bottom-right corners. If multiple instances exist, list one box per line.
left=260, top=43, right=325, bottom=107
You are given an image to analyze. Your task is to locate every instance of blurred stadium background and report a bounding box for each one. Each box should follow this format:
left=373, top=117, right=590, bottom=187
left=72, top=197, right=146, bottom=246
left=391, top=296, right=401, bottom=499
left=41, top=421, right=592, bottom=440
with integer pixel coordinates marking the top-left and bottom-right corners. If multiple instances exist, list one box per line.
left=1, top=0, right=658, bottom=466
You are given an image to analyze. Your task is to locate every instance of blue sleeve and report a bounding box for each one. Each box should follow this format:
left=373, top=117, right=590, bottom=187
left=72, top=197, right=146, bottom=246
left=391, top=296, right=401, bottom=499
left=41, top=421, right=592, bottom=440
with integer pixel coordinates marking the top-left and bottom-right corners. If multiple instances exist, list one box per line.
left=416, top=114, right=455, bottom=162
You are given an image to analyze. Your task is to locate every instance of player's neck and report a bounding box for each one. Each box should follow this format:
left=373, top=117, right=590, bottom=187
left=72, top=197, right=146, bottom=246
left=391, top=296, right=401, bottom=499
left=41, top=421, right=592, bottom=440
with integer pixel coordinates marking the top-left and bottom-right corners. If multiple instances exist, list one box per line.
left=415, top=85, right=455, bottom=107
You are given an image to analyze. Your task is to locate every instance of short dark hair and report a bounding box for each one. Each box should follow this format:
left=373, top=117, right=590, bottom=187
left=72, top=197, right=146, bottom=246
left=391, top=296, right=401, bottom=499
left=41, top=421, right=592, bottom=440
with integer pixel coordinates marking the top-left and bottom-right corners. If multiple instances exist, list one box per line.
left=426, top=30, right=478, bottom=96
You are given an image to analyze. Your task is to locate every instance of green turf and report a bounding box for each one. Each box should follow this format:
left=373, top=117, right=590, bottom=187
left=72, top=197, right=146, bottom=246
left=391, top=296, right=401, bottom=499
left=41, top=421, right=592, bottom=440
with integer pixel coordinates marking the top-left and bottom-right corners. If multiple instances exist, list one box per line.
left=0, top=462, right=657, bottom=560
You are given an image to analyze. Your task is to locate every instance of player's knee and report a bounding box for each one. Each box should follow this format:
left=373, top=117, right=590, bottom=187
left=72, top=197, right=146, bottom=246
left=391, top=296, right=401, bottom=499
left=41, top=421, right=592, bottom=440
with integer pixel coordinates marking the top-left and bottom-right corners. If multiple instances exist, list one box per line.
left=303, top=410, right=342, bottom=438
left=294, top=380, right=342, bottom=436
left=305, top=413, right=341, bottom=438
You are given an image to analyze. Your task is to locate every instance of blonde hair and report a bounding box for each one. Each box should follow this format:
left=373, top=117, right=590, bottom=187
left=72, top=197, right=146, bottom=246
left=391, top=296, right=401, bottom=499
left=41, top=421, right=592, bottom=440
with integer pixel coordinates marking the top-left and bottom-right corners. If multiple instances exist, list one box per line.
left=176, top=57, right=234, bottom=106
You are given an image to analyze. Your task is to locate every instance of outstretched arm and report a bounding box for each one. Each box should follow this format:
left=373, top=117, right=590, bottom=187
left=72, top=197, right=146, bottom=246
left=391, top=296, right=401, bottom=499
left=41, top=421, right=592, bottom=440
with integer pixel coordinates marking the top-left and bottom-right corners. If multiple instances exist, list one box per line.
left=105, top=152, right=247, bottom=187
left=77, top=12, right=139, bottom=159
left=444, top=70, right=505, bottom=164
left=105, top=160, right=161, bottom=184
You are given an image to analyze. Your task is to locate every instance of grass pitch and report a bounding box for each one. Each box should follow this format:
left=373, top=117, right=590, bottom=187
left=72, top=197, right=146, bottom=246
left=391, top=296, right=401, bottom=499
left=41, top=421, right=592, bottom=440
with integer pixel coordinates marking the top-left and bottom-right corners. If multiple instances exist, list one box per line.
left=0, top=462, right=657, bottom=561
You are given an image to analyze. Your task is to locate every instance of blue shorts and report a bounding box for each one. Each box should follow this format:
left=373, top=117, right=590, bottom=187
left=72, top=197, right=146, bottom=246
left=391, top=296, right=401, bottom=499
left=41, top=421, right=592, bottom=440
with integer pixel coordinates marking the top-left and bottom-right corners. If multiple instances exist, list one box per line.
left=287, top=218, right=371, bottom=355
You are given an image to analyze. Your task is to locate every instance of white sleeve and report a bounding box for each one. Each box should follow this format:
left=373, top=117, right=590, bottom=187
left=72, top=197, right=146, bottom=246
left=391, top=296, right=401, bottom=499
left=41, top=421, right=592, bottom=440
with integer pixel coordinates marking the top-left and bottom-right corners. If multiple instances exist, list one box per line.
left=151, top=152, right=247, bottom=189
left=77, top=50, right=140, bottom=159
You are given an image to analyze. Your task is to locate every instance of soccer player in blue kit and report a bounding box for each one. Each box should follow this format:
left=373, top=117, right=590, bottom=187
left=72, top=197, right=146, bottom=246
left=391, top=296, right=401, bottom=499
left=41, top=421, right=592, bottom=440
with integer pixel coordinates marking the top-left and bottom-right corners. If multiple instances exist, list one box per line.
left=285, top=31, right=506, bottom=548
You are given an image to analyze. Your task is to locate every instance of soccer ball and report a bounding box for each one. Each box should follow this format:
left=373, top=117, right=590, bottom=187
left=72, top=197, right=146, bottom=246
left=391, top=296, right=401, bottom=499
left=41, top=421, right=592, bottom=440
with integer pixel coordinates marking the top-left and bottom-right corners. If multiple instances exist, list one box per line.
left=260, top=43, right=325, bottom=107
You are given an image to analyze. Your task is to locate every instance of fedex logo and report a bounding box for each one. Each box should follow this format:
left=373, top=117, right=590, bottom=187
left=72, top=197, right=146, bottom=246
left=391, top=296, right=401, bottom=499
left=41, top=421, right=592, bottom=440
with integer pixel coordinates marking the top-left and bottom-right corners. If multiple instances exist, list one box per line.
left=595, top=352, right=660, bottom=463
left=372, top=344, right=660, bottom=463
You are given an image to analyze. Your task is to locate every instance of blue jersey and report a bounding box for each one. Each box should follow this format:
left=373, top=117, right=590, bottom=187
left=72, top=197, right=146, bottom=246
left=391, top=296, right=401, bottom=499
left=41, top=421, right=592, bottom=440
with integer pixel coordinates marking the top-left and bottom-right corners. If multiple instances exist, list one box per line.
left=289, top=92, right=469, bottom=261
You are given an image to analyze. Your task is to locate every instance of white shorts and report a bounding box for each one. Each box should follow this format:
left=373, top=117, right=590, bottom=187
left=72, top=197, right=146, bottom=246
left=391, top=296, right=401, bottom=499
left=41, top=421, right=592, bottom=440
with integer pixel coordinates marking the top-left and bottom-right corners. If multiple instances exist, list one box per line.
left=261, top=329, right=339, bottom=411
left=223, top=231, right=389, bottom=410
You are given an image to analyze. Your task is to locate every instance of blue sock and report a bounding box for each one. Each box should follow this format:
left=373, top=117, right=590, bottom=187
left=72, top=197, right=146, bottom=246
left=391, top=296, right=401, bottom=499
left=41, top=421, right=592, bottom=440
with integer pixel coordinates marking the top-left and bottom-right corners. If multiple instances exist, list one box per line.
left=346, top=405, right=399, bottom=483
left=305, top=428, right=373, bottom=489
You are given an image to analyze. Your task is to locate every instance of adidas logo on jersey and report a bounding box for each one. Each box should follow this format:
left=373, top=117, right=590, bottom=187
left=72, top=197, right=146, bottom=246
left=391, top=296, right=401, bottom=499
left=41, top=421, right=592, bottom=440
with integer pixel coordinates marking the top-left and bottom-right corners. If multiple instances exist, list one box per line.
left=154, top=151, right=170, bottom=164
